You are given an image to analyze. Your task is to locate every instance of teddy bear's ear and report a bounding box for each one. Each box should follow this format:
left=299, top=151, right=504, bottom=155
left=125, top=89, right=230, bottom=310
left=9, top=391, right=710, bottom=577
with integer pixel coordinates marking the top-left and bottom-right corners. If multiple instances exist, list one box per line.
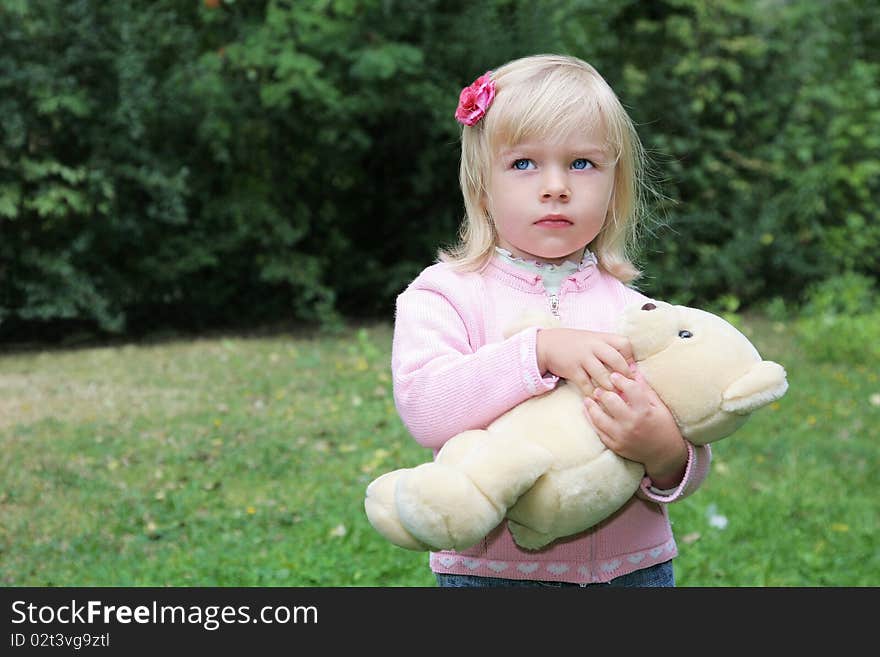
left=721, top=361, right=789, bottom=415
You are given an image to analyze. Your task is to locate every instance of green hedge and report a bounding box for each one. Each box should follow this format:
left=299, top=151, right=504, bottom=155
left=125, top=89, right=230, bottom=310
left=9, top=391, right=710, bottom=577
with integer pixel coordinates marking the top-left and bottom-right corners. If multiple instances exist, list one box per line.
left=0, top=0, right=877, bottom=337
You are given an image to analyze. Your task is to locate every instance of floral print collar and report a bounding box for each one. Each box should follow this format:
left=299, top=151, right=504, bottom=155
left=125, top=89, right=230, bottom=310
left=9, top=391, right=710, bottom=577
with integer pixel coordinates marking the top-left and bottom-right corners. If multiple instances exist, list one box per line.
left=494, top=247, right=598, bottom=273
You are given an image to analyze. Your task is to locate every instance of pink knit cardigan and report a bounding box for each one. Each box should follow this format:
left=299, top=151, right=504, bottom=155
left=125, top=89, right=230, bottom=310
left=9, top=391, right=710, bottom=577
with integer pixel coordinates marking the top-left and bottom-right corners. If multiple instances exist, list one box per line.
left=390, top=254, right=711, bottom=583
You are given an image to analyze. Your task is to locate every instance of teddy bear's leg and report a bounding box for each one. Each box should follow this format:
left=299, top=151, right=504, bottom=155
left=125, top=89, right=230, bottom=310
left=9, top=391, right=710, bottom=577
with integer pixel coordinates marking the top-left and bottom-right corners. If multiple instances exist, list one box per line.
left=395, top=462, right=502, bottom=551
left=436, top=430, right=556, bottom=509
left=364, top=469, right=431, bottom=551
left=395, top=430, right=556, bottom=551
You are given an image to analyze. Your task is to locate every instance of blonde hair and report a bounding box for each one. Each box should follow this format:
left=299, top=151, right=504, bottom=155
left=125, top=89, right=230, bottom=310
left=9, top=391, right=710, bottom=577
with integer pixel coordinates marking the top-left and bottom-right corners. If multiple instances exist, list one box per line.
left=439, top=53, right=650, bottom=283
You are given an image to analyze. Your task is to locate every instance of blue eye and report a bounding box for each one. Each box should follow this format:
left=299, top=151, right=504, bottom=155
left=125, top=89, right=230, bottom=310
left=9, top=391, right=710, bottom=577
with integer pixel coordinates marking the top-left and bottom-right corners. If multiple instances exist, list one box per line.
left=571, top=158, right=593, bottom=170
left=513, top=159, right=534, bottom=170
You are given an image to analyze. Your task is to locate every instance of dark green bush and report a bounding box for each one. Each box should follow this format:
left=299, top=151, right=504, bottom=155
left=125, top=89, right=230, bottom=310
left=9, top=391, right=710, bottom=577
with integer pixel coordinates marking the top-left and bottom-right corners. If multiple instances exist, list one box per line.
left=796, top=273, right=880, bottom=364
left=801, top=273, right=878, bottom=317
left=0, top=0, right=876, bottom=339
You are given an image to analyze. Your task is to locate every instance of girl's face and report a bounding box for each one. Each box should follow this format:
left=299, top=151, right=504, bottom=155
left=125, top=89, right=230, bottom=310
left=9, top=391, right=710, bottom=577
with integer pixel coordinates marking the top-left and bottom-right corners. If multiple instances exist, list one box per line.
left=484, top=134, right=615, bottom=265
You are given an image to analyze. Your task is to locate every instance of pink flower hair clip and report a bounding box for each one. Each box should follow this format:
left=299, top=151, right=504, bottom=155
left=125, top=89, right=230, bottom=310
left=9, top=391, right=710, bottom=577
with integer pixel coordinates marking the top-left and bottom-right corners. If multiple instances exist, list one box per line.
left=454, top=71, right=496, bottom=126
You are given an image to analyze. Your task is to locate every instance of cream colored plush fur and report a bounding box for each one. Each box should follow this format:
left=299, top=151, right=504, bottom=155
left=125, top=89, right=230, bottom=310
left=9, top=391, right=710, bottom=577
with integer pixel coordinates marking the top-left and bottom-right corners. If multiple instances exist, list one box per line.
left=364, top=300, right=788, bottom=552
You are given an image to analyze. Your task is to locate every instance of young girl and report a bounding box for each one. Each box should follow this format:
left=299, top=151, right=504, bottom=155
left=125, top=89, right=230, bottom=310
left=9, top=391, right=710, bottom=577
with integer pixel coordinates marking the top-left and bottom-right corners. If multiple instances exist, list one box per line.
left=391, top=54, right=711, bottom=587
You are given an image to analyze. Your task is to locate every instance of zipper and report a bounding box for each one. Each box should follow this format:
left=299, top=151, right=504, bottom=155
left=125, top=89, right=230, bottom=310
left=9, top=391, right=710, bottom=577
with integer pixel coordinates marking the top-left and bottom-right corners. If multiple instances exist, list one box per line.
left=551, top=278, right=597, bottom=584
left=548, top=293, right=560, bottom=318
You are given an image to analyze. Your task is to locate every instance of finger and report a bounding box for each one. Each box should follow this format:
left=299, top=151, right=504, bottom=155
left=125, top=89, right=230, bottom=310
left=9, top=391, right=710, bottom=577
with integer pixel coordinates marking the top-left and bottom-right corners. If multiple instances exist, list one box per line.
left=617, top=370, right=664, bottom=409
left=573, top=375, right=600, bottom=397
left=609, top=371, right=636, bottom=392
left=592, top=387, right=629, bottom=419
left=584, top=398, right=617, bottom=447
left=602, top=334, right=634, bottom=364
left=609, top=371, right=645, bottom=404
left=571, top=371, right=596, bottom=397
left=595, top=342, right=633, bottom=378
left=587, top=345, right=633, bottom=388
left=583, top=359, right=613, bottom=391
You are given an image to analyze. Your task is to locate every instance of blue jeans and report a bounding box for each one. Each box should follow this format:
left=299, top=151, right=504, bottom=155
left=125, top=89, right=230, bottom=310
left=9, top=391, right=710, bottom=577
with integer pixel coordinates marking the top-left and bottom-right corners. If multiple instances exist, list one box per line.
left=434, top=560, right=675, bottom=588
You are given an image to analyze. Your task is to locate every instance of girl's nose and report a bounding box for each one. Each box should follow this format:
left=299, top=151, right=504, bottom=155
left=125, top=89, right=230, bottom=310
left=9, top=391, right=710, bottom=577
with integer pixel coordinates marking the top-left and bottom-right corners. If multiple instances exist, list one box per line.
left=541, top=170, right=570, bottom=201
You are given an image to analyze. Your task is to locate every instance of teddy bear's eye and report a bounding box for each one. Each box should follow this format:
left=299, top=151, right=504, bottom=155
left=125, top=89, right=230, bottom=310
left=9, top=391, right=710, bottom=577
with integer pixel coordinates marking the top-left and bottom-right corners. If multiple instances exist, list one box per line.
left=678, top=330, right=693, bottom=339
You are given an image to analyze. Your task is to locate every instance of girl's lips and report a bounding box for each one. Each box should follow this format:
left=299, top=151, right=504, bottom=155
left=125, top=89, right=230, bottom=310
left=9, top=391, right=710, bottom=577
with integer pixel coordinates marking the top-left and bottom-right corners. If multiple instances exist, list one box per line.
left=535, top=215, right=573, bottom=228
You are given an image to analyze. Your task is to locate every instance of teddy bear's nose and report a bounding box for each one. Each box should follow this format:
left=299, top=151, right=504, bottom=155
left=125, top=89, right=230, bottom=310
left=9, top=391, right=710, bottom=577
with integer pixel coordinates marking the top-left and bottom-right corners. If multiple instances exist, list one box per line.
left=641, top=303, right=656, bottom=311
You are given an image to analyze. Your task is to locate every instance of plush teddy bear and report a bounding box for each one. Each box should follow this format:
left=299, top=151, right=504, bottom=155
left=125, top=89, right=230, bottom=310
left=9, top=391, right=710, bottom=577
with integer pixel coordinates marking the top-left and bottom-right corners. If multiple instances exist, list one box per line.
left=364, top=300, right=789, bottom=552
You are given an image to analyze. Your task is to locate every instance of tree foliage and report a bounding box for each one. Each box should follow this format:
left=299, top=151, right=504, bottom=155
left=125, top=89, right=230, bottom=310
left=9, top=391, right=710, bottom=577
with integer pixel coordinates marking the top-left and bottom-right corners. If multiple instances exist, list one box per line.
left=0, top=0, right=876, bottom=338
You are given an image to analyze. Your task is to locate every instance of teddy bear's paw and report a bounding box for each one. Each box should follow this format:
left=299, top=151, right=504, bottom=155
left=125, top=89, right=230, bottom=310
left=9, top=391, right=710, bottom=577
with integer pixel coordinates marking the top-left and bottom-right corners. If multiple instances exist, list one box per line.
left=395, top=462, right=503, bottom=552
left=507, top=521, right=556, bottom=551
left=364, top=470, right=431, bottom=551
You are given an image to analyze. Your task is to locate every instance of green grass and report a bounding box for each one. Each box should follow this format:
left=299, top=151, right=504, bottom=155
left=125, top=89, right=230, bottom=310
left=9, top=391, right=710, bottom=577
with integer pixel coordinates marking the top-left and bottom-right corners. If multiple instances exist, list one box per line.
left=1, top=317, right=877, bottom=586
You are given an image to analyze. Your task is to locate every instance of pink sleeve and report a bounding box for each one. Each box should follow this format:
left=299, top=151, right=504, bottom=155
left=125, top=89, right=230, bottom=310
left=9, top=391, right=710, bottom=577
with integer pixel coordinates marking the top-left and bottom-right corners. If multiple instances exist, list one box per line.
left=391, top=287, right=557, bottom=449
left=636, top=442, right=713, bottom=503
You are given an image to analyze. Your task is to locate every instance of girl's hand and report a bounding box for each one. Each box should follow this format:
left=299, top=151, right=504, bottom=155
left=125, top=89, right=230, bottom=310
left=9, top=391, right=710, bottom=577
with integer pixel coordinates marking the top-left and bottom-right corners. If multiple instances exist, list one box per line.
left=583, top=368, right=688, bottom=489
left=536, top=328, right=634, bottom=393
